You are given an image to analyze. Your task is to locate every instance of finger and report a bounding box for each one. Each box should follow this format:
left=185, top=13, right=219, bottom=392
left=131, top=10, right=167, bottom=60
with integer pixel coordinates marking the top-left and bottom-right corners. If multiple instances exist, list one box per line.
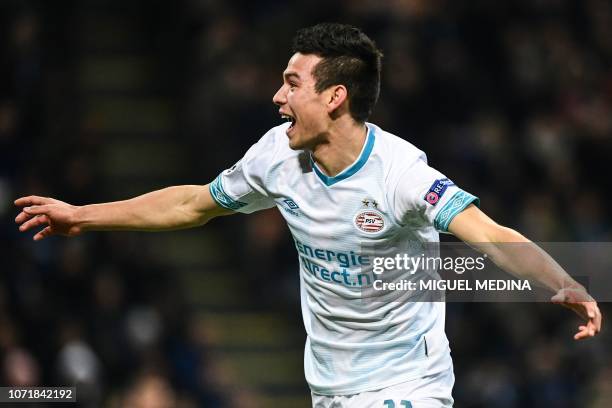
left=33, top=226, right=53, bottom=241
left=591, top=323, right=596, bottom=336
left=574, top=325, right=590, bottom=340
left=23, top=205, right=50, bottom=215
left=581, top=303, right=602, bottom=334
left=16, top=210, right=43, bottom=225
left=592, top=304, right=602, bottom=333
left=575, top=321, right=598, bottom=340
left=15, top=211, right=36, bottom=224
left=14, top=196, right=52, bottom=207
left=584, top=322, right=594, bottom=337
left=18, top=215, right=49, bottom=232
left=551, top=296, right=564, bottom=304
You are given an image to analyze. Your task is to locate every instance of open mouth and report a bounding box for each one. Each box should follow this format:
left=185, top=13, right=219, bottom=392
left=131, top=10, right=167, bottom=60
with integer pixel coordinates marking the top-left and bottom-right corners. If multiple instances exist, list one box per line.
left=281, top=114, right=296, bottom=131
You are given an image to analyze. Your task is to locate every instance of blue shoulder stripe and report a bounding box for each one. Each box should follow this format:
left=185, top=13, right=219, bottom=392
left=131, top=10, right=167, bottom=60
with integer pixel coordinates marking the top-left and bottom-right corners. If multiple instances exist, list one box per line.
left=434, top=190, right=480, bottom=232
left=209, top=175, right=247, bottom=211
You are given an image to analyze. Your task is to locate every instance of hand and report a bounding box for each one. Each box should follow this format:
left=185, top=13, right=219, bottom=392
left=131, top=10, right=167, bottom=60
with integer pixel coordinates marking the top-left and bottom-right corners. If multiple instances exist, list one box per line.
left=15, top=196, right=83, bottom=241
left=551, top=287, right=602, bottom=340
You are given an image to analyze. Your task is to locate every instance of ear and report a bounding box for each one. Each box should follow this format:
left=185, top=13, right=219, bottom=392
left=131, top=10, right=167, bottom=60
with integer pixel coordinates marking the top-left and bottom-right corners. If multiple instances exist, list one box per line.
left=326, top=85, right=348, bottom=114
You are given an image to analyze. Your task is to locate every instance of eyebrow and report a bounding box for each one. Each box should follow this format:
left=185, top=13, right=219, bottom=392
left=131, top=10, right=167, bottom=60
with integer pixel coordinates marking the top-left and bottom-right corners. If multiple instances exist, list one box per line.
left=283, top=72, right=301, bottom=82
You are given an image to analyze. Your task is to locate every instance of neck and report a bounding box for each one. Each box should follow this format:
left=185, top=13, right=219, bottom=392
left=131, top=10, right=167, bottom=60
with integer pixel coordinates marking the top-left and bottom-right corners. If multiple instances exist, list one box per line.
left=311, top=121, right=368, bottom=177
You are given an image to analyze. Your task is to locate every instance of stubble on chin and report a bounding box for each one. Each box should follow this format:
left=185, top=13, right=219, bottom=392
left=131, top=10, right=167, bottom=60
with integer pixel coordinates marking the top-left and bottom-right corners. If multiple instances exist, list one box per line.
left=288, top=138, right=303, bottom=150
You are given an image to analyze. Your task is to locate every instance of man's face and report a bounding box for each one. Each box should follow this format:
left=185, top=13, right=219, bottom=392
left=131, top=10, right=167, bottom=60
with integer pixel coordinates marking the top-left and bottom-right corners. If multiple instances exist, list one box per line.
left=273, top=53, right=330, bottom=150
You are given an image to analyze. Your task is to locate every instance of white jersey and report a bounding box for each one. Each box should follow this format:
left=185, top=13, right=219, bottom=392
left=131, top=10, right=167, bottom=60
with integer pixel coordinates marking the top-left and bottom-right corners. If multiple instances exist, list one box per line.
left=210, top=122, right=478, bottom=396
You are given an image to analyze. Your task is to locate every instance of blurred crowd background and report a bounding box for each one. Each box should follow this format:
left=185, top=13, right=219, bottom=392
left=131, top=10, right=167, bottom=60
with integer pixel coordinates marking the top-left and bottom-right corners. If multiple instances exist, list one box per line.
left=1, top=0, right=611, bottom=407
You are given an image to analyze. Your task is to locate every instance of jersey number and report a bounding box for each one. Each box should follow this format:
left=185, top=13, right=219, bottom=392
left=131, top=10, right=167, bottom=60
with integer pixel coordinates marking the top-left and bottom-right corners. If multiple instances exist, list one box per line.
left=383, top=400, right=412, bottom=408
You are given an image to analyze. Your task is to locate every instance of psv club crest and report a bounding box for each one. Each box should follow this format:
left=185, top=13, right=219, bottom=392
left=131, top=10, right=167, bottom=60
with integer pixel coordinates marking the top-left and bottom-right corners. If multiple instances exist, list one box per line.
left=354, top=198, right=385, bottom=233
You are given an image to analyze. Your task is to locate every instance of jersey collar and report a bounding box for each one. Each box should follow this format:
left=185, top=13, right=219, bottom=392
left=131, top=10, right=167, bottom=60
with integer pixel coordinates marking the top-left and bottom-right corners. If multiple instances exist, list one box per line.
left=309, top=124, right=375, bottom=187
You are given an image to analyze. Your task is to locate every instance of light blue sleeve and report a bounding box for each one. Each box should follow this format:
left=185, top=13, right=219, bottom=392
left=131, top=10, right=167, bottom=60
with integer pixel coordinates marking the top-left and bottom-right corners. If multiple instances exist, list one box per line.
left=432, top=190, right=480, bottom=232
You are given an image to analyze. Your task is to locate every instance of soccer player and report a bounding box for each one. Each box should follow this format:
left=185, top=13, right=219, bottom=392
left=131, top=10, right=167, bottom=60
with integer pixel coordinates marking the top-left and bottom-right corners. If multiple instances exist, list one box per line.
left=15, top=23, right=601, bottom=408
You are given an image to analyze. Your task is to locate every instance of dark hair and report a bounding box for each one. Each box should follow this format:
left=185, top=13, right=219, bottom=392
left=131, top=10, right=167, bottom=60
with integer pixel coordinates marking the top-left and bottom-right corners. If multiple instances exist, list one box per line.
left=292, top=23, right=383, bottom=123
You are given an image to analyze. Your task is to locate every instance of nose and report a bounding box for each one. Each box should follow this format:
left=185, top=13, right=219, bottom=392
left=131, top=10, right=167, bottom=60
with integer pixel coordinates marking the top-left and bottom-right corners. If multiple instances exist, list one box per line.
left=273, top=84, right=287, bottom=106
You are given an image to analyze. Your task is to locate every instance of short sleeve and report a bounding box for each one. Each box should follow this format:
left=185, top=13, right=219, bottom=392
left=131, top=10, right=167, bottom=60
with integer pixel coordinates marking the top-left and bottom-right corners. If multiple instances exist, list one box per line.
left=393, top=158, right=479, bottom=232
left=209, top=130, right=277, bottom=214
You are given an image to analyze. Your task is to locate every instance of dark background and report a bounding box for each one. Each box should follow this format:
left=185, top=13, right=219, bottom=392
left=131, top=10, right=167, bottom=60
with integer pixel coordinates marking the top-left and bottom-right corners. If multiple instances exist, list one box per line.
left=1, top=0, right=611, bottom=407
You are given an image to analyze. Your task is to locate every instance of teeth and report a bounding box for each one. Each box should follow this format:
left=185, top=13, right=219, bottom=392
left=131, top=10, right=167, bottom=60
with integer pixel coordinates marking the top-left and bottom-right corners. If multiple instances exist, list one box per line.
left=281, top=114, right=295, bottom=123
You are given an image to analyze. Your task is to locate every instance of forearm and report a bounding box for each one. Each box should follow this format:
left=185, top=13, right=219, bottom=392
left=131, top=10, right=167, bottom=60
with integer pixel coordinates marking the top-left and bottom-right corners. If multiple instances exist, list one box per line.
left=474, top=227, right=583, bottom=293
left=446, top=206, right=600, bottom=339
left=76, top=185, right=213, bottom=232
left=450, top=206, right=584, bottom=293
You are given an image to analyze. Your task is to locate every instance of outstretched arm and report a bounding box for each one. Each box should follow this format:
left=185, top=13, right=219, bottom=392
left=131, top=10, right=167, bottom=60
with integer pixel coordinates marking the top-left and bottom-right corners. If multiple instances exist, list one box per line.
left=15, top=184, right=233, bottom=240
left=448, top=204, right=602, bottom=340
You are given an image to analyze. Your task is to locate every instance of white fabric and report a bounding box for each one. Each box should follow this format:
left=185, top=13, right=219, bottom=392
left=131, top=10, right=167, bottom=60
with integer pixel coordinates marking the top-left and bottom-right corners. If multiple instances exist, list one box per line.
left=311, top=366, right=454, bottom=408
left=210, top=122, right=477, bottom=396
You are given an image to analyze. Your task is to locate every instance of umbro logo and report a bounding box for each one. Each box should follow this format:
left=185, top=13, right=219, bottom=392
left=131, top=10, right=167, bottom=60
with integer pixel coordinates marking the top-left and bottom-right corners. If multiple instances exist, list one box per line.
left=281, top=198, right=300, bottom=216
left=284, top=199, right=299, bottom=210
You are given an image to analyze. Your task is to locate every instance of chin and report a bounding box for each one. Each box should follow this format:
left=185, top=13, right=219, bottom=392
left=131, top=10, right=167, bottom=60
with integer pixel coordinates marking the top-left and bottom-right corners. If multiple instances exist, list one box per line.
left=286, top=130, right=303, bottom=150
left=288, top=138, right=304, bottom=150
left=286, top=128, right=316, bottom=150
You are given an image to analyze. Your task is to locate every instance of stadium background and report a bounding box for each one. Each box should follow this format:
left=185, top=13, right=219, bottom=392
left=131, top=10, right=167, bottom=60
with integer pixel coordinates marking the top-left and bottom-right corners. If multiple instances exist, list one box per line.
left=1, top=0, right=611, bottom=406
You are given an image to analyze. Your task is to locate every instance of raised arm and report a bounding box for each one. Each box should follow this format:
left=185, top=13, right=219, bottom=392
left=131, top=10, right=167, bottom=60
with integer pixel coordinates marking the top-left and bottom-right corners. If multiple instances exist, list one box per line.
left=448, top=204, right=602, bottom=340
left=15, top=184, right=233, bottom=240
